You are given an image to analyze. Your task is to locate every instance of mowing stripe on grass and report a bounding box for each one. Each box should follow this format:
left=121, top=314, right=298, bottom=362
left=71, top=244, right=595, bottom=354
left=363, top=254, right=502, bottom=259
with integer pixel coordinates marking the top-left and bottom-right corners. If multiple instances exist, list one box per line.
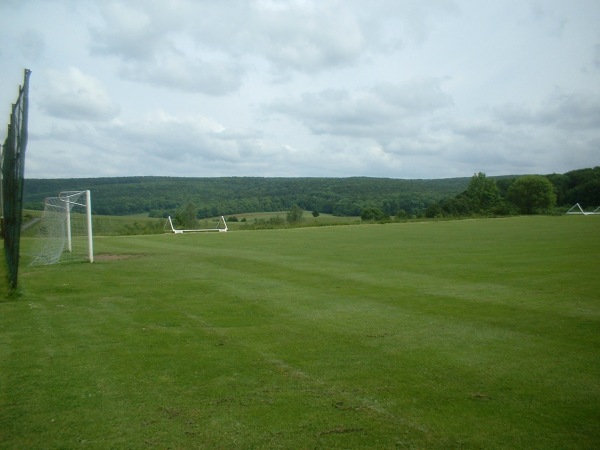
left=1, top=216, right=599, bottom=448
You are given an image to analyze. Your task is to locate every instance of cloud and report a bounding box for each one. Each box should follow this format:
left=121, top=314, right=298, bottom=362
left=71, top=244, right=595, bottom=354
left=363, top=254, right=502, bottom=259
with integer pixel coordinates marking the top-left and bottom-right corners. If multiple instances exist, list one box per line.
left=9, top=0, right=600, bottom=180
left=87, top=0, right=457, bottom=93
left=18, top=29, right=45, bottom=61
left=269, top=78, right=453, bottom=139
left=39, top=67, right=120, bottom=121
left=243, top=1, right=367, bottom=74
left=539, top=91, right=600, bottom=130
left=111, top=109, right=233, bottom=162
left=31, top=109, right=294, bottom=177
left=493, top=90, right=600, bottom=130
left=268, top=83, right=600, bottom=178
left=530, top=1, right=568, bottom=37
left=442, top=89, right=600, bottom=176
left=117, top=54, right=245, bottom=95
left=89, top=0, right=177, bottom=61
left=89, top=1, right=245, bottom=94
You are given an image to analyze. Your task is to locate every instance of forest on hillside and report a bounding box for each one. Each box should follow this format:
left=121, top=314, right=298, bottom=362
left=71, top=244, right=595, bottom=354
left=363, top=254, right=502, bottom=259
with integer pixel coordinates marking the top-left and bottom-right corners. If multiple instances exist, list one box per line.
left=23, top=167, right=599, bottom=219
left=23, top=176, right=470, bottom=218
left=422, top=167, right=600, bottom=218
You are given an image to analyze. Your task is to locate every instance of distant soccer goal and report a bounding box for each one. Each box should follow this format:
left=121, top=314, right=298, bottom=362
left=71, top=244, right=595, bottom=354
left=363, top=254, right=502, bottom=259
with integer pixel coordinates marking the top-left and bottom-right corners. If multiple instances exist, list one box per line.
left=30, top=190, right=93, bottom=265
left=565, top=203, right=600, bottom=216
left=167, top=215, right=228, bottom=234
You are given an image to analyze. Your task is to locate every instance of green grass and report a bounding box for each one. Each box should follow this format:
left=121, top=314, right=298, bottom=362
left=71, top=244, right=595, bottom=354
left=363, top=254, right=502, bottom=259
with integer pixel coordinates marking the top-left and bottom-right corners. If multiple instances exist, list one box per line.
left=2, top=216, right=599, bottom=448
left=0, top=246, right=8, bottom=298
left=222, top=211, right=360, bottom=231
left=21, top=210, right=358, bottom=237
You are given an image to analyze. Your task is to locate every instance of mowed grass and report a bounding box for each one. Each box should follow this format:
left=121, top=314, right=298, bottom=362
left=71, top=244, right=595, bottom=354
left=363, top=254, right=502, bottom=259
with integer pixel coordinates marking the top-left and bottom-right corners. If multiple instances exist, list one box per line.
left=1, top=216, right=599, bottom=448
left=225, top=211, right=360, bottom=229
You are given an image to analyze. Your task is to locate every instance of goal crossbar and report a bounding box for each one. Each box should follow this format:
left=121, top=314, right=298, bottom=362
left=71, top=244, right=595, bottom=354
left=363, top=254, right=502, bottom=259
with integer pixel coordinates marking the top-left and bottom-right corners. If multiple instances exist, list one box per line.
left=167, top=216, right=228, bottom=234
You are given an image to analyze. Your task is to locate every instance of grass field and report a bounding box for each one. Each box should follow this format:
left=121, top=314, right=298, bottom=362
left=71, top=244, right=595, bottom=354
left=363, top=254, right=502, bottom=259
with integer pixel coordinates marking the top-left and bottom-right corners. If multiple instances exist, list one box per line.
left=1, top=216, right=599, bottom=448
left=18, top=210, right=360, bottom=237
left=226, top=211, right=361, bottom=227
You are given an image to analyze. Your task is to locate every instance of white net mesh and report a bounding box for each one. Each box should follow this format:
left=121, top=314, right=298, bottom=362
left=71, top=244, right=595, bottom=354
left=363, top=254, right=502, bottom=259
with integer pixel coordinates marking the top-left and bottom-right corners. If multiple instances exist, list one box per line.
left=30, top=191, right=92, bottom=265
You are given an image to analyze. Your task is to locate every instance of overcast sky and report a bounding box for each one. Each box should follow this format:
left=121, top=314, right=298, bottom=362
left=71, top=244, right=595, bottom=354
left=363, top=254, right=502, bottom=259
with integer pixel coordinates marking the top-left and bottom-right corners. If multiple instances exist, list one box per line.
left=1, top=0, right=598, bottom=179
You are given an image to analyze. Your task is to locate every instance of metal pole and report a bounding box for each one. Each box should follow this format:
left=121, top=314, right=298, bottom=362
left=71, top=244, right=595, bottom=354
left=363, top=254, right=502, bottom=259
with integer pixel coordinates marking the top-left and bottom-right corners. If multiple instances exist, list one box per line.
left=86, top=190, right=93, bottom=263
left=65, top=196, right=72, bottom=252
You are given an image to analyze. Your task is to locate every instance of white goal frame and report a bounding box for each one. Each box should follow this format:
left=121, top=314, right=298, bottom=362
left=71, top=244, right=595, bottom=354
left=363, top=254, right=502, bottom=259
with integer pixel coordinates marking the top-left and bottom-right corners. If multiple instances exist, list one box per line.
left=62, top=191, right=94, bottom=261
left=167, top=215, right=228, bottom=234
left=566, top=203, right=600, bottom=216
left=30, top=190, right=94, bottom=265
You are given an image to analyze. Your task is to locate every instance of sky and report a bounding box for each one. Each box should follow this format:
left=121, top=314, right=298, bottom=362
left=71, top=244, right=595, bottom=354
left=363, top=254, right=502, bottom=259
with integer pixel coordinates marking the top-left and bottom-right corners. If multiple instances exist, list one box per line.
left=0, top=0, right=598, bottom=180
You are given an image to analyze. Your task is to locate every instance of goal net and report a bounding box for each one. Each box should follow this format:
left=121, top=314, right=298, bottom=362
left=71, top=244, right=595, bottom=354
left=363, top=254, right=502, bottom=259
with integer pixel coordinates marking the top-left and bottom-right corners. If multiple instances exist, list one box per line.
left=566, top=203, right=600, bottom=215
left=30, top=190, right=93, bottom=265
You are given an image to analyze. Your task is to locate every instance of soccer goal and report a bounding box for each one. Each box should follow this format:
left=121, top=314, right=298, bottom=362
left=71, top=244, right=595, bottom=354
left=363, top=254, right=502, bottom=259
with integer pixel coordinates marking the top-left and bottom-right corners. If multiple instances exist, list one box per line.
left=566, top=203, right=600, bottom=216
left=30, top=190, right=93, bottom=265
left=167, top=215, right=228, bottom=234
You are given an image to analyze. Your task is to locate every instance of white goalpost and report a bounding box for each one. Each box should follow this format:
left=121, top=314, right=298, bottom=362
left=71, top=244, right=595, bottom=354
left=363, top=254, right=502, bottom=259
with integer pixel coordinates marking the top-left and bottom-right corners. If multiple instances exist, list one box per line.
left=566, top=203, right=600, bottom=216
left=167, top=215, right=228, bottom=234
left=30, top=190, right=93, bottom=265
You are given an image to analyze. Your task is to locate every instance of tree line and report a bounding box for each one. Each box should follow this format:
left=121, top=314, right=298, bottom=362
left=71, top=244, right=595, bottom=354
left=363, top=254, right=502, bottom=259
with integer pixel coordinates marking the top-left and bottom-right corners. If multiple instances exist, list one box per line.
left=23, top=176, right=469, bottom=218
left=422, top=167, right=600, bottom=219
left=22, top=167, right=599, bottom=220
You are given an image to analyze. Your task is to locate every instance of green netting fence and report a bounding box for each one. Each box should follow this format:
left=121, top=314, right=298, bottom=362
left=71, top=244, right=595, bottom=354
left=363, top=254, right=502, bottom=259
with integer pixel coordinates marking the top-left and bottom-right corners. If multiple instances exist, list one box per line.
left=1, top=69, right=31, bottom=292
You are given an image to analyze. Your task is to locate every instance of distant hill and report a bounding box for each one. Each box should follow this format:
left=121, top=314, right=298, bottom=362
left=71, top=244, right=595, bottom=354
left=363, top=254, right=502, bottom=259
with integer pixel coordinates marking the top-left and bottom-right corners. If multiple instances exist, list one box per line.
left=23, top=176, right=471, bottom=218
left=24, top=168, right=598, bottom=218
